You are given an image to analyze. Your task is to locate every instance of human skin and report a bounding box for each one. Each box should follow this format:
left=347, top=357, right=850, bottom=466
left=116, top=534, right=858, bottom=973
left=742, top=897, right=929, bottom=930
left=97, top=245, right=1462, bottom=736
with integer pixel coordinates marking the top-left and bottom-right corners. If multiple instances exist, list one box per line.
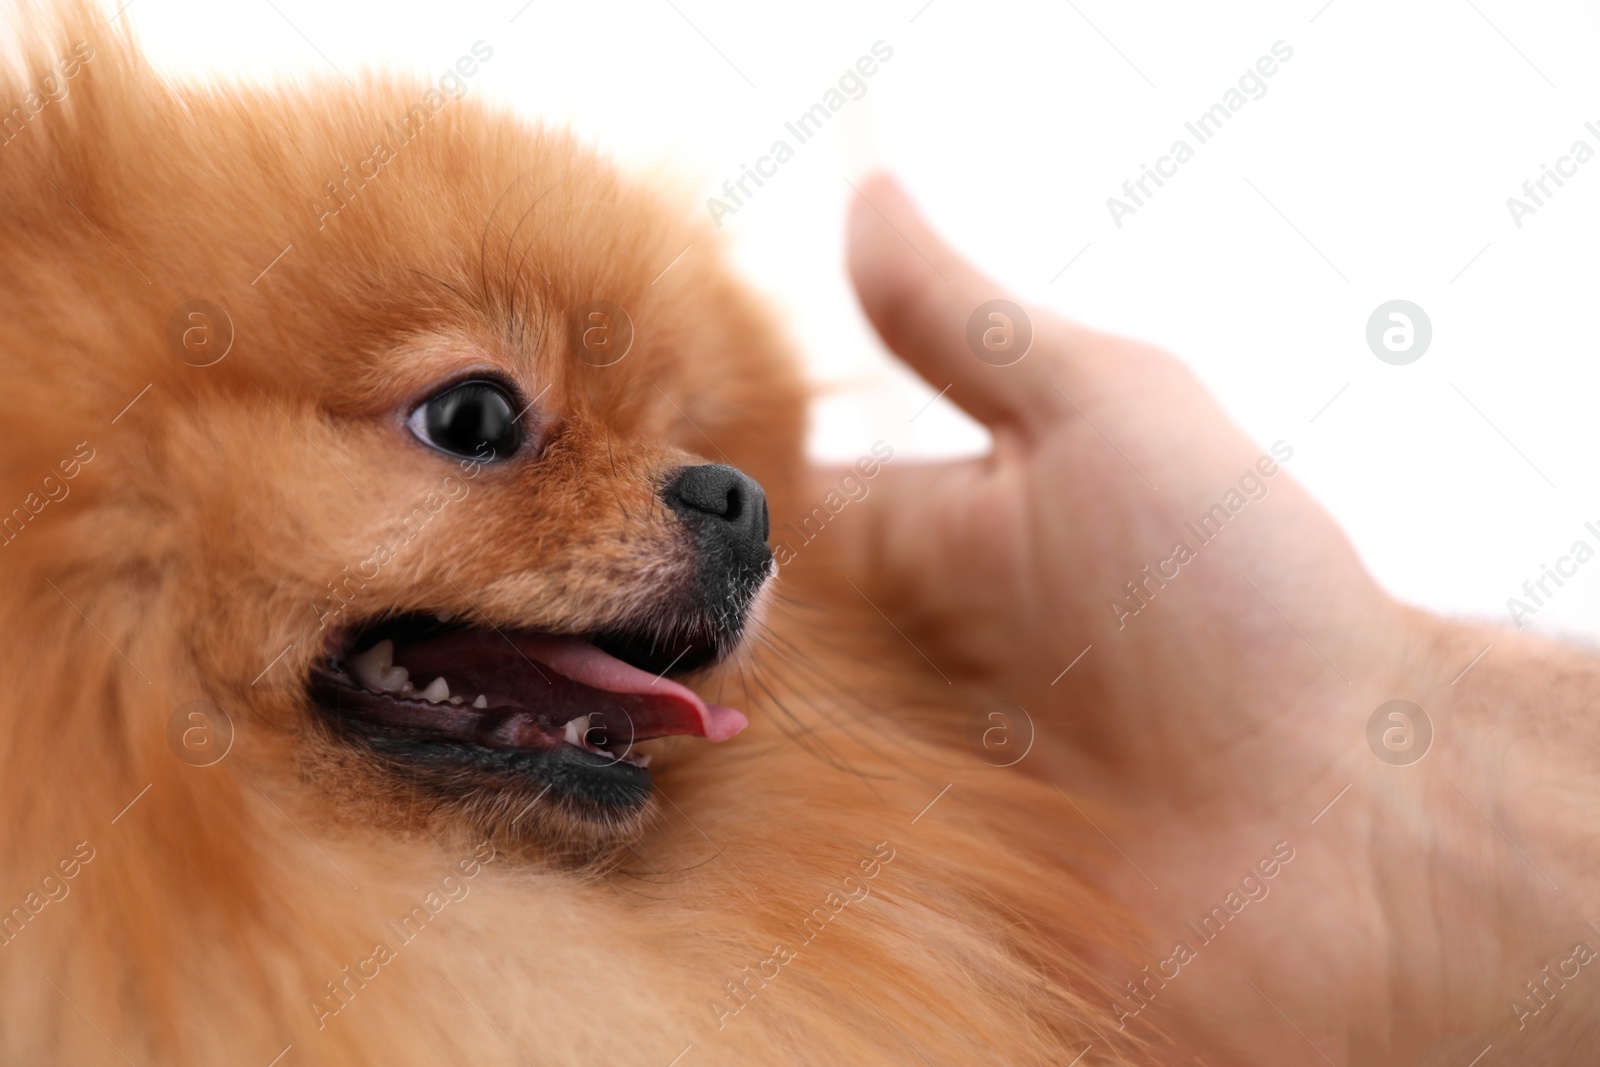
left=822, top=173, right=1600, bottom=1063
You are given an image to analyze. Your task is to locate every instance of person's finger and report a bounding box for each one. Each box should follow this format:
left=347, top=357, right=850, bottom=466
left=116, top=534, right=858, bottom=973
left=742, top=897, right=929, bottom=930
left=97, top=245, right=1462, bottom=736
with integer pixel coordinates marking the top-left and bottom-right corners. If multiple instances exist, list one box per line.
left=846, top=173, right=1082, bottom=435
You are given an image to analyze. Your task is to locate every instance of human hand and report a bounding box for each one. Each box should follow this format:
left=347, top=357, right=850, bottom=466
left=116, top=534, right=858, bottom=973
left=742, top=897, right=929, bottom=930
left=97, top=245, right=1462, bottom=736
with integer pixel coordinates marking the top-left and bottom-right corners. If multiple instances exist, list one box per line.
left=836, top=173, right=1402, bottom=807
left=818, top=174, right=1600, bottom=1061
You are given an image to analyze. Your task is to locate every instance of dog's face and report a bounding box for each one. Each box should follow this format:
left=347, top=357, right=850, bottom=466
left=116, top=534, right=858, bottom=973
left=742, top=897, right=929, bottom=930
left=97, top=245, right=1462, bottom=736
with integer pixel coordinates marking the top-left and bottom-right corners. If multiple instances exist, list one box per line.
left=214, top=145, right=808, bottom=853
left=248, top=147, right=807, bottom=854
left=286, top=286, right=785, bottom=847
left=2, top=38, right=806, bottom=857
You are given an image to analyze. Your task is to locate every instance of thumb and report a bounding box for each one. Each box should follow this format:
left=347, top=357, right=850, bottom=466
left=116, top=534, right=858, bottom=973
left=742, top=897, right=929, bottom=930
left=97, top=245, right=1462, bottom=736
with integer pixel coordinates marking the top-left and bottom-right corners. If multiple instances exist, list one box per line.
left=846, top=173, right=1076, bottom=437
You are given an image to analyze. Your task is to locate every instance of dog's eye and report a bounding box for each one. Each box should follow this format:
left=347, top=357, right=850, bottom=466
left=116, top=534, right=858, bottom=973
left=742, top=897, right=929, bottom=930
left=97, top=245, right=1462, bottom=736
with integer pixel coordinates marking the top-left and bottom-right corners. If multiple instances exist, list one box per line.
left=408, top=380, right=522, bottom=460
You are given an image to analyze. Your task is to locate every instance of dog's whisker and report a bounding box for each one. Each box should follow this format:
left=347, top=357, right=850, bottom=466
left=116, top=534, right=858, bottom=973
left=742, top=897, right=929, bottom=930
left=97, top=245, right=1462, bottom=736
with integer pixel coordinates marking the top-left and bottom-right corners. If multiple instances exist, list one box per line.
left=733, top=651, right=865, bottom=773
left=743, top=638, right=904, bottom=780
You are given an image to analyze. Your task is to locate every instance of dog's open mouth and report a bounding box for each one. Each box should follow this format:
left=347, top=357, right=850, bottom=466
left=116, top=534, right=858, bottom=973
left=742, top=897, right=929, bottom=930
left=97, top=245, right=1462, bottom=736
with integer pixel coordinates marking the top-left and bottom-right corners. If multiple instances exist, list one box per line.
left=308, top=613, right=748, bottom=816
left=301, top=464, right=772, bottom=835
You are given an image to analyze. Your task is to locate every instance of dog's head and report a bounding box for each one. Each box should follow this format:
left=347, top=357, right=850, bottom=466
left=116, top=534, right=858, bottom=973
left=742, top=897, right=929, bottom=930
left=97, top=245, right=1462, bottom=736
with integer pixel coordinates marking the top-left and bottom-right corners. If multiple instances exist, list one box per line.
left=0, top=16, right=806, bottom=856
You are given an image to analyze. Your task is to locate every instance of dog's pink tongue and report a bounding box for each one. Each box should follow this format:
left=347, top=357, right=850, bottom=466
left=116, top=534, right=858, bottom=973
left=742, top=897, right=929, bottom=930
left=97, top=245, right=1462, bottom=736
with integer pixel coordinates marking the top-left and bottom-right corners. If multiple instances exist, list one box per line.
left=514, top=634, right=747, bottom=741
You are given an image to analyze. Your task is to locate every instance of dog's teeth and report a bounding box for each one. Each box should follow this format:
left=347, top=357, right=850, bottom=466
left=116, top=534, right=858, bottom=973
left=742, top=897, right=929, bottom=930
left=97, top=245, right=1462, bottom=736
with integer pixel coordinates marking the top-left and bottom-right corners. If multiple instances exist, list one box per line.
left=435, top=611, right=452, bottom=622
left=563, top=715, right=590, bottom=747
left=420, top=676, right=450, bottom=703
left=352, top=638, right=393, bottom=668
left=448, top=695, right=464, bottom=705
left=396, top=676, right=414, bottom=694
left=350, top=640, right=412, bottom=693
left=349, top=639, right=393, bottom=688
left=472, top=694, right=488, bottom=709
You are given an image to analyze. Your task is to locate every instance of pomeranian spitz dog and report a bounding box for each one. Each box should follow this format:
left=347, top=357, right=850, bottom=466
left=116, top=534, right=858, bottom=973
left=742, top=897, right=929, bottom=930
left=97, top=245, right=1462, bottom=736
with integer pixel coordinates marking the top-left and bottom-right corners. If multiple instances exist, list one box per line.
left=0, top=4, right=1171, bottom=1064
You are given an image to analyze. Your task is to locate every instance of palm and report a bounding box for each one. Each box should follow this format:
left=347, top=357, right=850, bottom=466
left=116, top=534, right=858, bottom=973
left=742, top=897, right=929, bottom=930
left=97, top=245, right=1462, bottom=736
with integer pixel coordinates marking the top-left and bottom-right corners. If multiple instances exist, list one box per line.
left=832, top=175, right=1408, bottom=809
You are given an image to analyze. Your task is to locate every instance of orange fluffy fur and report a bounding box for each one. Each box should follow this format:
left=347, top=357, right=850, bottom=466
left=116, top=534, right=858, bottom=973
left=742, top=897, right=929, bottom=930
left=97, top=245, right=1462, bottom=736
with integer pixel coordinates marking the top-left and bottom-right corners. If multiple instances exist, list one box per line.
left=0, top=6, right=1177, bottom=1063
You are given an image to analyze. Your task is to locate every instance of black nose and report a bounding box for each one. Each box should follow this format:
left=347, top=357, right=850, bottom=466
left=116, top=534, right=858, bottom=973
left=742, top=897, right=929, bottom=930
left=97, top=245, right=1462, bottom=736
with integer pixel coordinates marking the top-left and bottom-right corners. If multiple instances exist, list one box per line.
left=663, top=464, right=771, bottom=584
left=664, top=463, right=769, bottom=543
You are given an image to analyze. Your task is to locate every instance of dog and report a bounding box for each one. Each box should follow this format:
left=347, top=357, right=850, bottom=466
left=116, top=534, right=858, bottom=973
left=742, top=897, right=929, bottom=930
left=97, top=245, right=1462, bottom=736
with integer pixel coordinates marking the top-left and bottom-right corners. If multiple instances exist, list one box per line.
left=0, top=4, right=1177, bottom=1063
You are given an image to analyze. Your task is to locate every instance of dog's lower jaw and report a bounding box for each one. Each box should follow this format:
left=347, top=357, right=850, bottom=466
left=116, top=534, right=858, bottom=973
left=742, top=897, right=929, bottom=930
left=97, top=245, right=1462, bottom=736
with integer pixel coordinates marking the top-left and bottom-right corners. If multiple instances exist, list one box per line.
left=323, top=727, right=660, bottom=859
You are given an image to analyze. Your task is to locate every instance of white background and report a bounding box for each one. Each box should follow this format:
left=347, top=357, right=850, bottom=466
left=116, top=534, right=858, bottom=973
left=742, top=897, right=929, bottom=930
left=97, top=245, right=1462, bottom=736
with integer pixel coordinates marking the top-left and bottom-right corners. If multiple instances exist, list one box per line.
left=108, top=0, right=1600, bottom=640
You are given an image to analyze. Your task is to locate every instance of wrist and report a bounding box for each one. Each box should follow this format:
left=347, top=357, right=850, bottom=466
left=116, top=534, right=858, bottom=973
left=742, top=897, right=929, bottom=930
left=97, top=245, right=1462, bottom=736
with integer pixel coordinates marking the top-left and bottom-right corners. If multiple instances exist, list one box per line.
left=1121, top=606, right=1594, bottom=1057
left=1360, top=612, right=1600, bottom=1041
